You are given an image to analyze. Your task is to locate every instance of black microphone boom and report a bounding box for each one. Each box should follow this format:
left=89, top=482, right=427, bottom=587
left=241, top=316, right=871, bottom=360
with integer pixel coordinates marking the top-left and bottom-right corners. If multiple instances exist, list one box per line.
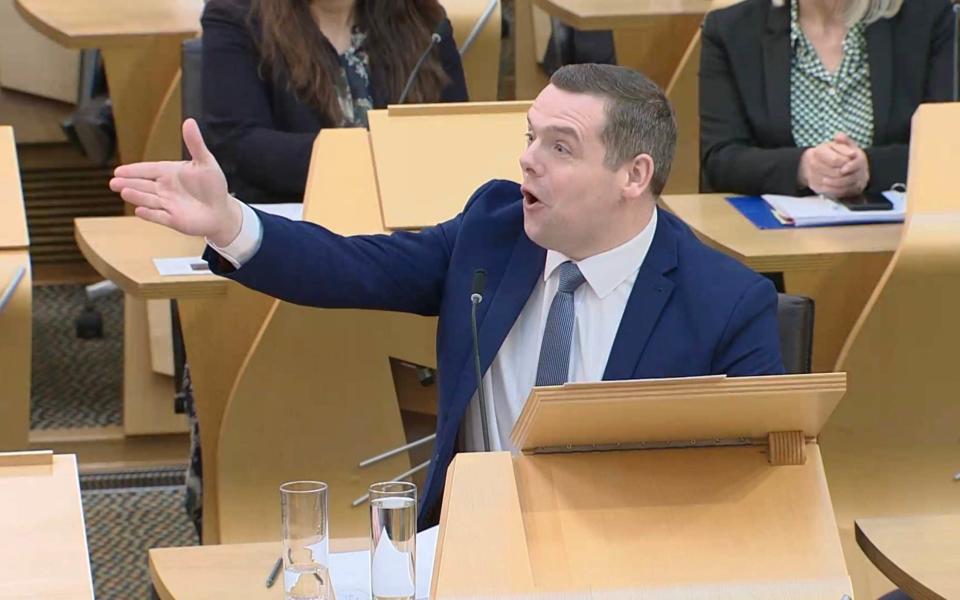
left=470, top=269, right=492, bottom=452
left=398, top=28, right=443, bottom=104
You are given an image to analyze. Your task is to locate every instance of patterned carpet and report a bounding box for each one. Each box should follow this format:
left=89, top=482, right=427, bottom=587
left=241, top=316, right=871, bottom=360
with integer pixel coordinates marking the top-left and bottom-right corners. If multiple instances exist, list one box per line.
left=31, top=284, right=123, bottom=429
left=81, top=473, right=197, bottom=600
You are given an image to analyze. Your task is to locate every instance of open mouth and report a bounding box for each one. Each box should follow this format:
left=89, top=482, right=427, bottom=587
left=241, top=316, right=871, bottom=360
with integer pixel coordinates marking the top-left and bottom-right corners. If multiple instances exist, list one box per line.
left=522, top=188, right=542, bottom=207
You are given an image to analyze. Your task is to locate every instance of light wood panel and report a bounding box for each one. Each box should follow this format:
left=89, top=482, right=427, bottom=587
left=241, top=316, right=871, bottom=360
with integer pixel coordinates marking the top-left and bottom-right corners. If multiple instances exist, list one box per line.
left=123, top=295, right=183, bottom=434
left=0, top=252, right=32, bottom=452
left=442, top=0, right=502, bottom=101
left=0, top=127, right=28, bottom=250
left=820, top=103, right=960, bottom=599
left=0, top=454, right=94, bottom=600
left=532, top=0, right=735, bottom=28
left=513, top=0, right=551, bottom=100
left=13, top=0, right=201, bottom=48
left=662, top=31, right=701, bottom=195
left=661, top=193, right=899, bottom=370
left=216, top=129, right=439, bottom=543
left=855, top=514, right=960, bottom=600
left=435, top=447, right=852, bottom=598
left=511, top=373, right=845, bottom=451
left=0, top=0, right=78, bottom=103
left=147, top=299, right=175, bottom=376
left=368, top=102, right=528, bottom=230
left=149, top=538, right=366, bottom=600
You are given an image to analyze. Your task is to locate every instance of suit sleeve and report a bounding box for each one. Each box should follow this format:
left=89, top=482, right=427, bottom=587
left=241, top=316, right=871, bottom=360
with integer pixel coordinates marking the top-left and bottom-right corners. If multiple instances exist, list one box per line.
left=712, top=278, right=786, bottom=376
left=201, top=1, right=316, bottom=199
left=699, top=14, right=807, bottom=195
left=438, top=18, right=469, bottom=102
left=864, top=0, right=954, bottom=193
left=202, top=180, right=497, bottom=315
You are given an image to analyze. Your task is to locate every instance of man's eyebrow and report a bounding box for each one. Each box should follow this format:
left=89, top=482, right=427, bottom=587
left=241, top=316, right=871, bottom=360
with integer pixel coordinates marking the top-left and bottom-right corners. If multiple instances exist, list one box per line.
left=525, top=119, right=581, bottom=141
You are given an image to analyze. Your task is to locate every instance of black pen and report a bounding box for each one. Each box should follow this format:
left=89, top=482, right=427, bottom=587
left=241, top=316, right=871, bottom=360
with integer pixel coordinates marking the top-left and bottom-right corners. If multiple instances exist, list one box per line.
left=265, top=557, right=282, bottom=588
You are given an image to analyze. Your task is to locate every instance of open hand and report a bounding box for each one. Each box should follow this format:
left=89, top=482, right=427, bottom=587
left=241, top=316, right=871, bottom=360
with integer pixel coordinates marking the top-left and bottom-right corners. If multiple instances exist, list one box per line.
left=109, top=118, right=243, bottom=247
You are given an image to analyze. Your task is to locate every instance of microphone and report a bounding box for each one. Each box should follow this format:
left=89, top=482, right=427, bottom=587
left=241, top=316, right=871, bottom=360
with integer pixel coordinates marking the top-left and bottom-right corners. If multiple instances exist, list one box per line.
left=397, top=22, right=448, bottom=104
left=470, top=269, right=492, bottom=452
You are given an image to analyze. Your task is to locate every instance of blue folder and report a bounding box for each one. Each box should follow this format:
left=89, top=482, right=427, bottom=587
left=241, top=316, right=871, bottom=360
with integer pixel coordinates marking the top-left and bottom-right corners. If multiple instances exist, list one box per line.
left=726, top=196, right=787, bottom=230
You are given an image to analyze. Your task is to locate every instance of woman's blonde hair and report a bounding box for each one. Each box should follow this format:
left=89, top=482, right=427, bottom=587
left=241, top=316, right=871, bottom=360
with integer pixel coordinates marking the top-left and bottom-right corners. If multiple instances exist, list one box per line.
left=772, top=0, right=904, bottom=26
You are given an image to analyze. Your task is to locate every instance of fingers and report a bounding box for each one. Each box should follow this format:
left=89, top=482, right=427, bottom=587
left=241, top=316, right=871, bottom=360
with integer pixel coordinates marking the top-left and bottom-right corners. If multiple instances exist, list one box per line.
left=114, top=161, right=181, bottom=180
left=182, top=118, right=216, bottom=166
left=828, top=141, right=857, bottom=160
left=134, top=206, right=175, bottom=228
left=119, top=187, right=166, bottom=210
left=109, top=177, right=158, bottom=196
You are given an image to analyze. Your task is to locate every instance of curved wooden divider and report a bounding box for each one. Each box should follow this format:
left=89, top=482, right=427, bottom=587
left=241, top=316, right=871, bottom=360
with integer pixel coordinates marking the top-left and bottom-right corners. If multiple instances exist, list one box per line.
left=215, top=129, right=440, bottom=542
left=820, top=103, right=960, bottom=598
left=0, top=127, right=31, bottom=452
left=663, top=30, right=701, bottom=195
left=443, top=0, right=502, bottom=102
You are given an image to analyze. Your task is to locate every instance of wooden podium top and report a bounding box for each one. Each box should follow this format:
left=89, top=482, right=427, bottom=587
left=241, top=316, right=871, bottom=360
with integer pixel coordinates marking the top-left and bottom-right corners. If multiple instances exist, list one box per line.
left=661, top=193, right=902, bottom=272
left=532, top=0, right=738, bottom=27
left=0, top=127, right=28, bottom=250
left=75, top=216, right=226, bottom=299
left=0, top=453, right=94, bottom=600
left=856, top=515, right=960, bottom=600
left=14, top=0, right=201, bottom=48
left=368, top=102, right=528, bottom=230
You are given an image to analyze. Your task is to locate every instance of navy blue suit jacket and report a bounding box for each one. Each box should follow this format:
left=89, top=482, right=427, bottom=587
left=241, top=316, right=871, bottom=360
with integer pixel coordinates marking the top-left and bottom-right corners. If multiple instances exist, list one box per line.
left=204, top=180, right=785, bottom=527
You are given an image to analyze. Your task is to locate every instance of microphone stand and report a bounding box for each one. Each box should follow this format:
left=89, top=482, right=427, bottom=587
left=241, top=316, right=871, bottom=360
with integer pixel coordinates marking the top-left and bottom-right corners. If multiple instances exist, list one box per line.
left=470, top=270, right=492, bottom=452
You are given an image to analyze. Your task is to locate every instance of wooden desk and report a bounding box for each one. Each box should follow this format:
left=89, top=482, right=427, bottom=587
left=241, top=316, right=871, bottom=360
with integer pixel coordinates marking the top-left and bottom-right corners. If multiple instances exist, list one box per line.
left=15, top=0, right=201, bottom=164
left=525, top=0, right=735, bottom=91
left=661, top=193, right=900, bottom=371
left=0, top=453, right=94, bottom=599
left=855, top=515, right=960, bottom=600
left=149, top=538, right=366, bottom=600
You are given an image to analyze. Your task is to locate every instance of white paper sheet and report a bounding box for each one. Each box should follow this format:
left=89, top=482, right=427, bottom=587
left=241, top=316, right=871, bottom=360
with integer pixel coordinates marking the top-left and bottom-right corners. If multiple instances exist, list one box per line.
left=250, top=203, right=303, bottom=221
left=761, top=190, right=905, bottom=227
left=330, top=525, right=438, bottom=600
left=152, top=256, right=211, bottom=276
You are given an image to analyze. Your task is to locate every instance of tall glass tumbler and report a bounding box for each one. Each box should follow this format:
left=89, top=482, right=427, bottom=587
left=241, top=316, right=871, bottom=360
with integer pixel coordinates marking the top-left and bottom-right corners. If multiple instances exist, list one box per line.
left=369, top=481, right=417, bottom=600
left=281, top=481, right=333, bottom=600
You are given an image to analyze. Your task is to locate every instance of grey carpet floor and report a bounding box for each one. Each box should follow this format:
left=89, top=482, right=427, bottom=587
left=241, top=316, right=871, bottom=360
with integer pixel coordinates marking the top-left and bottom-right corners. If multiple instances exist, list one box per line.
left=31, top=284, right=123, bottom=429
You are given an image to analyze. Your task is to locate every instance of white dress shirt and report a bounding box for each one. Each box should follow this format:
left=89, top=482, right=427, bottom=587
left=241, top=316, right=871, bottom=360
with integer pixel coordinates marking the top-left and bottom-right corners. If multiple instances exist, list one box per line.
left=210, top=199, right=658, bottom=453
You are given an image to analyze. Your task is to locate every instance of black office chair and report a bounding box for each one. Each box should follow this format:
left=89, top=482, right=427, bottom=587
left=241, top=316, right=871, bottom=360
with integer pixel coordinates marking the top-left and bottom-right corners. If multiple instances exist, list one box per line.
left=777, top=293, right=815, bottom=374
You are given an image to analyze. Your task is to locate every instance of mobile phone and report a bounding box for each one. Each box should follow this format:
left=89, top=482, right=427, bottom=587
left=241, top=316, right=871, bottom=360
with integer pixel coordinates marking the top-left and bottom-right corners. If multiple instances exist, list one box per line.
left=838, top=192, right=894, bottom=211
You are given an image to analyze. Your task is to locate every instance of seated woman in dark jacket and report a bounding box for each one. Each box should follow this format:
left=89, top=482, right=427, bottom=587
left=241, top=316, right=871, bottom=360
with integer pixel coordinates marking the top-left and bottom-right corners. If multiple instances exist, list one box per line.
left=202, top=0, right=469, bottom=204
left=699, top=0, right=952, bottom=197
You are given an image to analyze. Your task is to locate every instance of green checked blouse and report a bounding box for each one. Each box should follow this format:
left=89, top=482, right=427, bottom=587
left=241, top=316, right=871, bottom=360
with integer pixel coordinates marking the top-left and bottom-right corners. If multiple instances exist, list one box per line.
left=790, top=0, right=874, bottom=148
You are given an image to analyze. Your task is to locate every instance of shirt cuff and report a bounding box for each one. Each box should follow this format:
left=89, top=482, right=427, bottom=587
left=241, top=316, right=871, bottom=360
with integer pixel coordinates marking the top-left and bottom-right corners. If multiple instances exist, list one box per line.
left=205, top=198, right=263, bottom=268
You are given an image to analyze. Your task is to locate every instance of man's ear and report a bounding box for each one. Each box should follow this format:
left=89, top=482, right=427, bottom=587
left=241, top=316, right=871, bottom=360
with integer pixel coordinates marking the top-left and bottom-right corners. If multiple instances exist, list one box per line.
left=623, top=153, right=655, bottom=200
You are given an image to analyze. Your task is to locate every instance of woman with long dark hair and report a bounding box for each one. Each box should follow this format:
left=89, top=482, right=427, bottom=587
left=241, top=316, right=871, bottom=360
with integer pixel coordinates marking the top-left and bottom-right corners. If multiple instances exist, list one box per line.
left=202, top=0, right=468, bottom=204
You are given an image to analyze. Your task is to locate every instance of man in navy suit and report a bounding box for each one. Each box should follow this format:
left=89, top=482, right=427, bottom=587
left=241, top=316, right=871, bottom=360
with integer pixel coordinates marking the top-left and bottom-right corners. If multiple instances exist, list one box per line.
left=111, top=64, right=784, bottom=527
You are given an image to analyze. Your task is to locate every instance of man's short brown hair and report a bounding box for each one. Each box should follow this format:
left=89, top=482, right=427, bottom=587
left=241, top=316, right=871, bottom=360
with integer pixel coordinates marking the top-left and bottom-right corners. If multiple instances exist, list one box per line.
left=550, top=63, right=676, bottom=197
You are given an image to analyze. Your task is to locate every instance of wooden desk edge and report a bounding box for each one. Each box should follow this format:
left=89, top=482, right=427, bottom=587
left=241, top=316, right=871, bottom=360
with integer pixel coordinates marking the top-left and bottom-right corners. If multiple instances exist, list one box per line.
left=854, top=520, right=937, bottom=600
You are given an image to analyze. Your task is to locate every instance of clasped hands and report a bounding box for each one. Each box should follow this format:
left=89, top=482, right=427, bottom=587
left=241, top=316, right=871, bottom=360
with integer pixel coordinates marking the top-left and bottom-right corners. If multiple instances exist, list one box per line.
left=798, top=132, right=870, bottom=198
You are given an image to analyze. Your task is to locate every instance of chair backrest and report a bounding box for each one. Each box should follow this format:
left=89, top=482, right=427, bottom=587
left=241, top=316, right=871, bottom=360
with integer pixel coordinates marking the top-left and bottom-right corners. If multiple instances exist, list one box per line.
left=441, top=0, right=502, bottom=101
left=777, top=293, right=814, bottom=374
left=663, top=30, right=701, bottom=196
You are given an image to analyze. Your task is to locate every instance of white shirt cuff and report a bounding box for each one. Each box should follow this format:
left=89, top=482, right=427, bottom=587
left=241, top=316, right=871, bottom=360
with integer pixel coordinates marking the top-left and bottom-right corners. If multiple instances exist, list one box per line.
left=206, top=198, right=263, bottom=268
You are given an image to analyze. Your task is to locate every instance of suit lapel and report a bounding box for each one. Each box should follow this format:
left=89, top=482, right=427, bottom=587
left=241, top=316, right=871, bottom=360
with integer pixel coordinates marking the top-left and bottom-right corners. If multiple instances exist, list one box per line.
left=602, top=215, right=678, bottom=381
left=762, top=1, right=794, bottom=146
left=866, top=18, right=893, bottom=145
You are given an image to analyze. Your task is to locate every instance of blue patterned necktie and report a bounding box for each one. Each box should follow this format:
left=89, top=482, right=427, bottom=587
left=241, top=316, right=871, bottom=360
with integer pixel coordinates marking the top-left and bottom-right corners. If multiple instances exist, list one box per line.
left=535, top=261, right=587, bottom=386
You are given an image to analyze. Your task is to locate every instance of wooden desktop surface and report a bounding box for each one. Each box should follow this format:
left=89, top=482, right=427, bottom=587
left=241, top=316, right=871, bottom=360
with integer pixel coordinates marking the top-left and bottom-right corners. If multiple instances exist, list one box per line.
left=0, top=454, right=94, bottom=600
left=75, top=216, right=226, bottom=299
left=0, top=127, right=28, bottom=250
left=661, top=194, right=901, bottom=272
left=14, top=0, right=201, bottom=48
left=855, top=515, right=960, bottom=600
left=150, top=538, right=367, bottom=600
left=532, top=0, right=734, bottom=27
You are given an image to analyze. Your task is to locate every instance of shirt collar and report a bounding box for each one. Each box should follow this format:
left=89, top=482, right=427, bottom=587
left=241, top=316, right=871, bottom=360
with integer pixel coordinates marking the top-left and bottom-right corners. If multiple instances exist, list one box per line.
left=543, top=208, right=658, bottom=299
